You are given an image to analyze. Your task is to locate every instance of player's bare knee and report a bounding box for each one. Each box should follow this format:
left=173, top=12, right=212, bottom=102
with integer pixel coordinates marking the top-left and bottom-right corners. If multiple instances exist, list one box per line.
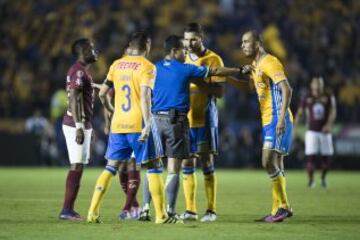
left=261, top=155, right=270, bottom=169
left=145, top=158, right=162, bottom=170
left=266, top=164, right=278, bottom=176
left=107, top=160, right=120, bottom=168
left=127, top=159, right=137, bottom=171
left=262, top=156, right=278, bottom=175
left=199, top=154, right=214, bottom=169
left=182, top=158, right=195, bottom=168
left=70, top=163, right=84, bottom=171
left=168, top=158, right=181, bottom=174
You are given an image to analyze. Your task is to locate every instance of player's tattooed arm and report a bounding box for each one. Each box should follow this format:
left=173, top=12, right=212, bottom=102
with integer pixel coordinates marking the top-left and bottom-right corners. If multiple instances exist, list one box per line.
left=277, top=80, right=293, bottom=135
left=226, top=76, right=253, bottom=92
left=99, top=79, right=114, bottom=114
left=91, top=82, right=102, bottom=90
left=103, top=93, right=114, bottom=135
left=190, top=78, right=224, bottom=97
left=322, top=95, right=336, bottom=133
left=139, top=86, right=152, bottom=142
left=208, top=66, right=240, bottom=77
left=69, top=88, right=85, bottom=144
left=208, top=65, right=252, bottom=77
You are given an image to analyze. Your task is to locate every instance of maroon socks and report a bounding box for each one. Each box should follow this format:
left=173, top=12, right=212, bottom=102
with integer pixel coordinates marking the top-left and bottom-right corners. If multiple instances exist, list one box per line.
left=122, top=170, right=140, bottom=211
left=321, top=156, right=330, bottom=180
left=306, top=156, right=315, bottom=182
left=62, top=170, right=83, bottom=210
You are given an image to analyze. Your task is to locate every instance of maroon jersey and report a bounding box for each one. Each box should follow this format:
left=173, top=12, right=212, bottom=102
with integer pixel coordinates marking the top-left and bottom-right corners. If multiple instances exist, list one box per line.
left=63, top=61, right=94, bottom=129
left=300, top=92, right=333, bottom=132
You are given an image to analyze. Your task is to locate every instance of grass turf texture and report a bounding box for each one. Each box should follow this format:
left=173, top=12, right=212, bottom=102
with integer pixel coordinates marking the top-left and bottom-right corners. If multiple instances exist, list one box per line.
left=0, top=168, right=359, bottom=240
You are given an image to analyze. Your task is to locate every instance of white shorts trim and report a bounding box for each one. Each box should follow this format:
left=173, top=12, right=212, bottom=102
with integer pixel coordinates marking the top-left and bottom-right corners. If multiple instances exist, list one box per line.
left=62, top=125, right=93, bottom=164
left=305, top=130, right=334, bottom=156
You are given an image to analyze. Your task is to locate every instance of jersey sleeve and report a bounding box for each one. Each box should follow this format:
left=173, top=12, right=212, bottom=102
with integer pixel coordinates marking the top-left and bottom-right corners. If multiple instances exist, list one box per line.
left=208, top=55, right=225, bottom=83
left=68, top=69, right=85, bottom=90
left=262, top=57, right=287, bottom=84
left=140, top=62, right=156, bottom=89
left=187, top=64, right=209, bottom=79
left=106, top=62, right=116, bottom=82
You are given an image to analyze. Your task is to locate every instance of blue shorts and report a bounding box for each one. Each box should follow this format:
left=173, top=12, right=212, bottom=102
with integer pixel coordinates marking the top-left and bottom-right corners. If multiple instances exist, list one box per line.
left=262, top=117, right=293, bottom=155
left=189, top=126, right=218, bottom=155
left=105, top=132, right=157, bottom=164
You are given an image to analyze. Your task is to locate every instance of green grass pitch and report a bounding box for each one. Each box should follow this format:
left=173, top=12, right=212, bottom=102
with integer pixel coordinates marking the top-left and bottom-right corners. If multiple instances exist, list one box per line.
left=0, top=168, right=359, bottom=240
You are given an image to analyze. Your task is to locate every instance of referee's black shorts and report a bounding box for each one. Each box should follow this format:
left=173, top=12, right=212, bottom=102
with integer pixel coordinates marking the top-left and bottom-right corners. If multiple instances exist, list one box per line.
left=151, top=111, right=190, bottom=159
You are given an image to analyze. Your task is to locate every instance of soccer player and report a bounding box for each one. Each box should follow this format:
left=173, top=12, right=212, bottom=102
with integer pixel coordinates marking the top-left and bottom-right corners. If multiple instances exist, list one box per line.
left=59, top=38, right=98, bottom=220
left=101, top=86, right=142, bottom=219
left=86, top=31, right=157, bottom=223
left=180, top=23, right=225, bottom=222
left=294, top=77, right=336, bottom=188
left=241, top=30, right=293, bottom=223
left=151, top=34, right=244, bottom=222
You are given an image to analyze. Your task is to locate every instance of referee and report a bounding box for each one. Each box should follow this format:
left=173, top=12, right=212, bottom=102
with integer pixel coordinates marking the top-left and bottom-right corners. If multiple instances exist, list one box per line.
left=150, top=35, right=242, bottom=218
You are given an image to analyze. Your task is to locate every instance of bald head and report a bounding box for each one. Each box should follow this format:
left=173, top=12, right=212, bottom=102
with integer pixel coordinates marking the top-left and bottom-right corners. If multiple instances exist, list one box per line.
left=311, top=76, right=325, bottom=96
left=241, top=30, right=263, bottom=57
left=246, top=31, right=263, bottom=43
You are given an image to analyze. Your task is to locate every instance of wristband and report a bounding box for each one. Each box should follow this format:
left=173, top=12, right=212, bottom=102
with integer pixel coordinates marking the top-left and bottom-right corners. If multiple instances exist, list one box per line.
left=75, top=122, right=84, bottom=130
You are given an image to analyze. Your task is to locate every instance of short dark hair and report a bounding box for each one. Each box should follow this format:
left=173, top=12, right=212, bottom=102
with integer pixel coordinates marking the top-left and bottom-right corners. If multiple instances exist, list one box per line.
left=129, top=31, right=150, bottom=51
left=246, top=30, right=263, bottom=44
left=184, top=22, right=204, bottom=35
left=71, top=38, right=90, bottom=57
left=164, top=35, right=183, bottom=54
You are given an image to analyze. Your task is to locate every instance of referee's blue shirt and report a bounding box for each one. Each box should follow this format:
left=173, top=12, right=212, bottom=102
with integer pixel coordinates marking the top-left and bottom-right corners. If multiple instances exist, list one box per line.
left=152, top=58, right=209, bottom=113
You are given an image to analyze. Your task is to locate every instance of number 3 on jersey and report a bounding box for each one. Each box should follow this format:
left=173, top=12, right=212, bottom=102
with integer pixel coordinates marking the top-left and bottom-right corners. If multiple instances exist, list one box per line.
left=121, top=84, right=131, bottom=112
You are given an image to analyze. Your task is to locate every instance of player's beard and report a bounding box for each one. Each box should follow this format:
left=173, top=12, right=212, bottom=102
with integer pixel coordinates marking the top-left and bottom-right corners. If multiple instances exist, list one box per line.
left=85, top=55, right=97, bottom=64
left=244, top=50, right=255, bottom=58
left=186, top=42, right=201, bottom=53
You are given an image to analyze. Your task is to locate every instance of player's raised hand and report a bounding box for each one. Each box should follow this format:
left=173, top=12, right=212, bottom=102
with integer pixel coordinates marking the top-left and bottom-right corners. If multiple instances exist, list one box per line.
left=276, top=119, right=285, bottom=136
left=138, top=125, right=150, bottom=143
left=76, top=128, right=85, bottom=145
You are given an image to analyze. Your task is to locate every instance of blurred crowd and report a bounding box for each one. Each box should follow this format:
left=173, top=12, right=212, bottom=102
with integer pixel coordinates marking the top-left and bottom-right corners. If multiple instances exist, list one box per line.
left=0, top=0, right=359, bottom=166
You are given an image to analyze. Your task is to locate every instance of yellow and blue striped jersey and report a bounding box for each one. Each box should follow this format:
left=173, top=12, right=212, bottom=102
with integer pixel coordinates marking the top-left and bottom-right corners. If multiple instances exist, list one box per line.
left=185, top=49, right=225, bottom=128
left=251, top=54, right=293, bottom=126
left=106, top=55, right=155, bottom=133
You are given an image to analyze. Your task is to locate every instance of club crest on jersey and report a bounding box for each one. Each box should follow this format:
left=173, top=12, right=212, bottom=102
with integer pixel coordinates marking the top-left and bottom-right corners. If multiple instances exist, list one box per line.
left=76, top=78, right=83, bottom=86
left=256, top=69, right=263, bottom=77
left=256, top=82, right=266, bottom=89
left=274, top=72, right=285, bottom=79
left=77, top=70, right=84, bottom=77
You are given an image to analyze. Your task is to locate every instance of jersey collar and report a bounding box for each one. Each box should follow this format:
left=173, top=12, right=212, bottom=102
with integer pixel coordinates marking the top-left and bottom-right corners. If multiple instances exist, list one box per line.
left=188, top=48, right=208, bottom=62
left=254, top=52, right=268, bottom=68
